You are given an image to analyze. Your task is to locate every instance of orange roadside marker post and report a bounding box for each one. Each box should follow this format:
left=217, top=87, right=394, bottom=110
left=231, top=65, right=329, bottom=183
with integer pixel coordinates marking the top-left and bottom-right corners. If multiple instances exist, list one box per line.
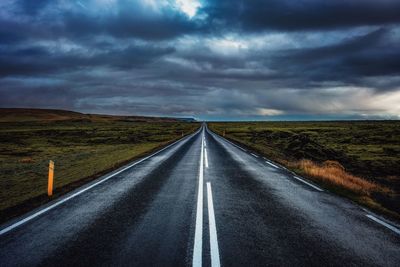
left=48, top=160, right=54, bottom=197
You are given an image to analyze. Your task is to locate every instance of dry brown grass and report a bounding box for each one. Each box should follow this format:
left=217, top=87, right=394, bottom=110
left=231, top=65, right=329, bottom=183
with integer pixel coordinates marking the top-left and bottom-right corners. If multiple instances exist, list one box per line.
left=292, top=159, right=389, bottom=196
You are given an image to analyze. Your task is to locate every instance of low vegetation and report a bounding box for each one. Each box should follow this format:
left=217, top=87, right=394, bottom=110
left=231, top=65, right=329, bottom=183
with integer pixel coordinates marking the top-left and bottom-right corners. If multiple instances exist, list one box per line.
left=0, top=109, right=198, bottom=222
left=209, top=121, right=400, bottom=219
left=289, top=160, right=389, bottom=195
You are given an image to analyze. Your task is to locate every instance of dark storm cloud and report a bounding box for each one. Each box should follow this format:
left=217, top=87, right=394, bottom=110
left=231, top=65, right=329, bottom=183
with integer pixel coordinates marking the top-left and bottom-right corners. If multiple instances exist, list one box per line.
left=164, top=28, right=400, bottom=91
left=61, top=9, right=199, bottom=41
left=18, top=0, right=51, bottom=15
left=203, top=0, right=400, bottom=32
left=0, top=43, right=175, bottom=77
left=264, top=28, right=400, bottom=89
left=11, top=0, right=201, bottom=42
left=0, top=18, right=30, bottom=44
left=10, top=0, right=400, bottom=41
left=0, top=0, right=400, bottom=119
left=0, top=29, right=23, bottom=44
left=284, top=29, right=399, bottom=89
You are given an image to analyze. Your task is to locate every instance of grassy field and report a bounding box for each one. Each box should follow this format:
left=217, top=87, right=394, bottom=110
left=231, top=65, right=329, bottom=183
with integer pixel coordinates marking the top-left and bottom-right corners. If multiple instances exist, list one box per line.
left=0, top=109, right=198, bottom=222
left=209, top=121, right=400, bottom=219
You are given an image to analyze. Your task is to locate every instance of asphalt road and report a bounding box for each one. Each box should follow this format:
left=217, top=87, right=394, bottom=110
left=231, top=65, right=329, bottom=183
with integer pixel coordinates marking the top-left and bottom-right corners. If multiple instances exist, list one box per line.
left=1, top=124, right=399, bottom=267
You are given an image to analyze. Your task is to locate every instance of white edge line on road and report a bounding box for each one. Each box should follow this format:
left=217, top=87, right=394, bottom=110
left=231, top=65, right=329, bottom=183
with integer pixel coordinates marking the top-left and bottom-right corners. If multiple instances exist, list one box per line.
left=366, top=214, right=400, bottom=235
left=0, top=128, right=201, bottom=236
left=206, top=128, right=250, bottom=154
left=211, top=130, right=286, bottom=172
left=205, top=148, right=209, bottom=168
left=211, top=129, right=324, bottom=194
left=265, top=157, right=290, bottom=171
left=265, top=161, right=280, bottom=169
left=216, top=135, right=246, bottom=152
left=193, top=129, right=205, bottom=267
left=207, top=182, right=221, bottom=267
left=293, top=176, right=324, bottom=192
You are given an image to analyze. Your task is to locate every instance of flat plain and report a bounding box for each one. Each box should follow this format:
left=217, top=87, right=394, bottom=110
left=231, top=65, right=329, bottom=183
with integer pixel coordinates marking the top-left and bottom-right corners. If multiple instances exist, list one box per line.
left=209, top=121, right=400, bottom=219
left=0, top=109, right=198, bottom=222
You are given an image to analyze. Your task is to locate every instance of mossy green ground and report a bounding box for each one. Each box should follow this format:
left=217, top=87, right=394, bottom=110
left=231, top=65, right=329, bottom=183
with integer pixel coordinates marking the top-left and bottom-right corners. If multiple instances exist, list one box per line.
left=209, top=121, right=400, bottom=218
left=0, top=121, right=199, bottom=220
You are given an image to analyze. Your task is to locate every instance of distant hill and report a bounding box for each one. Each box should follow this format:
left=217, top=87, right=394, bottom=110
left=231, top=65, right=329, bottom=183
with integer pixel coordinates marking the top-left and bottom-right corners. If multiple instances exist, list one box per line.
left=0, top=108, right=195, bottom=123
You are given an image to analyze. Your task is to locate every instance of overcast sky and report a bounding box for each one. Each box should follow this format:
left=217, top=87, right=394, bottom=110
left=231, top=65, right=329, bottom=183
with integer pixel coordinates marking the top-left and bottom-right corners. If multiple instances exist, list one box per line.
left=1, top=0, right=400, bottom=120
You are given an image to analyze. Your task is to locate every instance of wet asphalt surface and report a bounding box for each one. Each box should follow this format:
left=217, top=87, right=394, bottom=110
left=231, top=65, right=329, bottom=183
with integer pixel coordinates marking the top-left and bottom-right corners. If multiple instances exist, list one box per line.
left=0, top=125, right=399, bottom=267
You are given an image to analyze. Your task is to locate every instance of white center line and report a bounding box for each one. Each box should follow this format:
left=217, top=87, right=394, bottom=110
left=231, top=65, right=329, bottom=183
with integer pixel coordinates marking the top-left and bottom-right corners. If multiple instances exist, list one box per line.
left=265, top=161, right=280, bottom=169
left=293, top=176, right=324, bottom=192
left=366, top=214, right=400, bottom=235
left=207, top=182, right=221, bottom=267
left=251, top=153, right=258, bottom=158
left=193, top=129, right=205, bottom=267
left=205, top=148, right=209, bottom=168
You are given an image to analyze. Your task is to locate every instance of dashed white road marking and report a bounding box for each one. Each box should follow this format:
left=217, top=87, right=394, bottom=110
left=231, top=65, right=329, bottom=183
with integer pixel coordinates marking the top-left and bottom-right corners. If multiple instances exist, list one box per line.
left=220, top=137, right=247, bottom=152
left=231, top=142, right=246, bottom=151
left=265, top=161, right=280, bottom=169
left=293, top=176, right=324, bottom=192
left=366, top=214, right=400, bottom=235
left=205, top=148, right=209, bottom=168
left=193, top=129, right=205, bottom=267
left=212, top=128, right=324, bottom=194
left=207, top=182, right=221, bottom=267
left=0, top=130, right=199, bottom=236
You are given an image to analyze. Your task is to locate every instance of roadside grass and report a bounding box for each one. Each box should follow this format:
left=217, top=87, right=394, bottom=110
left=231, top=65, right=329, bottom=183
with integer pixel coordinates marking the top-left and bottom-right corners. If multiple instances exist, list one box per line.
left=209, top=121, right=400, bottom=220
left=288, top=159, right=390, bottom=195
left=0, top=120, right=199, bottom=222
